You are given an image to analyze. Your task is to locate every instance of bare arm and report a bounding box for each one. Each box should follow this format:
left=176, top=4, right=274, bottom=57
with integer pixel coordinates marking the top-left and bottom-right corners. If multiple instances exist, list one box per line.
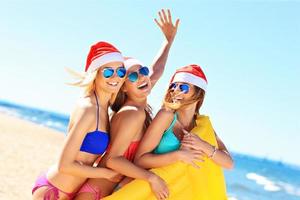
left=212, top=133, right=234, bottom=169
left=57, top=103, right=119, bottom=179
left=150, top=9, right=180, bottom=88
left=134, top=109, right=181, bottom=168
left=106, top=108, right=169, bottom=199
left=106, top=109, right=153, bottom=180
left=181, top=131, right=234, bottom=169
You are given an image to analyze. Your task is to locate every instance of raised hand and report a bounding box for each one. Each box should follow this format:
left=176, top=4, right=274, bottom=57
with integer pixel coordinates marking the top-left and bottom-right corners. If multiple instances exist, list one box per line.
left=155, top=9, right=180, bottom=44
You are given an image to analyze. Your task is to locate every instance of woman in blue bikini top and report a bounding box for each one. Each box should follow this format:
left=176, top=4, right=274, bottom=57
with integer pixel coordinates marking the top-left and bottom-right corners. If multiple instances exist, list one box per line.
left=32, top=41, right=126, bottom=200
left=79, top=91, right=109, bottom=155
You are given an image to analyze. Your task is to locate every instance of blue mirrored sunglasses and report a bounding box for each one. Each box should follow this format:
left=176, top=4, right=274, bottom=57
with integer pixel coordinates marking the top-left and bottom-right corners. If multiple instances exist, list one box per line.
left=128, top=66, right=150, bottom=82
left=102, top=67, right=126, bottom=78
left=169, top=82, right=190, bottom=94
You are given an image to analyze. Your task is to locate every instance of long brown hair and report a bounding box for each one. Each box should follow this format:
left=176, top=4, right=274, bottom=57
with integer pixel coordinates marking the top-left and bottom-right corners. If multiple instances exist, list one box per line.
left=192, top=86, right=205, bottom=120
left=111, top=90, right=153, bottom=131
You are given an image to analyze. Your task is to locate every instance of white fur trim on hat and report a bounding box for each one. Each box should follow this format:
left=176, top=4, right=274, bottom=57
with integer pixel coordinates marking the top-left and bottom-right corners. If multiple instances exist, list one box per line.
left=88, top=52, right=124, bottom=72
left=171, top=72, right=207, bottom=91
left=124, top=58, right=143, bottom=70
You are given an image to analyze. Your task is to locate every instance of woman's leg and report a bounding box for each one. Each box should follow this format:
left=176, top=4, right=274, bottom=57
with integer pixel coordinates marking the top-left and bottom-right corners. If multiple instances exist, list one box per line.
left=32, top=173, right=74, bottom=200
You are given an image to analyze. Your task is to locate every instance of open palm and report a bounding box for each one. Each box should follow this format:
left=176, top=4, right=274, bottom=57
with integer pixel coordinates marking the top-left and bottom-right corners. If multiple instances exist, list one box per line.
left=155, top=9, right=180, bottom=43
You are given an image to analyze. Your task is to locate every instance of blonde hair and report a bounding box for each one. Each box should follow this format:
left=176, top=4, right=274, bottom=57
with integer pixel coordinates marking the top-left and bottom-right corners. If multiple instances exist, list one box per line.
left=65, top=67, right=99, bottom=96
left=65, top=67, right=119, bottom=105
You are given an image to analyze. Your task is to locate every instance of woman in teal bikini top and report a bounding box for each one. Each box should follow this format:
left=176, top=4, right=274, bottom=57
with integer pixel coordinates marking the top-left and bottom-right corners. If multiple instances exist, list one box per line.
left=135, top=64, right=233, bottom=172
left=154, top=113, right=180, bottom=154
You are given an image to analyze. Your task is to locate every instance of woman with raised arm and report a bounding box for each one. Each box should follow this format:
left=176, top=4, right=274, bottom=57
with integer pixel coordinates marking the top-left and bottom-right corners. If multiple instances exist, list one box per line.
left=103, top=64, right=233, bottom=200
left=74, top=9, right=179, bottom=200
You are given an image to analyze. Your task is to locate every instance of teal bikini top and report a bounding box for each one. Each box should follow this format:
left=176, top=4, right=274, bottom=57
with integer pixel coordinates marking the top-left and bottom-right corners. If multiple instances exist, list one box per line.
left=154, top=113, right=181, bottom=154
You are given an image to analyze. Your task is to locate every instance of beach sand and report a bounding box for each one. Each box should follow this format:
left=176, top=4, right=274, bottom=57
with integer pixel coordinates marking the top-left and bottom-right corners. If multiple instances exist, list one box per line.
left=0, top=113, right=65, bottom=200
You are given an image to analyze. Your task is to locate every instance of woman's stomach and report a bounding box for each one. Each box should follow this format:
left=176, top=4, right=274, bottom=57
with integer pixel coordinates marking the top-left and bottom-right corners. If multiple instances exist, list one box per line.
left=46, top=153, right=100, bottom=193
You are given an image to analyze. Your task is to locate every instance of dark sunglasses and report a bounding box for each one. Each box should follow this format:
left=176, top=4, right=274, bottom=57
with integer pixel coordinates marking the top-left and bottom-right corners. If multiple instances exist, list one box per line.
left=102, top=67, right=126, bottom=78
left=128, top=66, right=150, bottom=82
left=169, top=82, right=190, bottom=94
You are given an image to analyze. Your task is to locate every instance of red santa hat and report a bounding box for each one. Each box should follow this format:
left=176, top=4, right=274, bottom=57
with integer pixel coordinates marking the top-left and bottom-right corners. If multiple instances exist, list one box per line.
left=170, top=64, right=208, bottom=91
left=85, top=41, right=124, bottom=72
left=124, top=57, right=143, bottom=70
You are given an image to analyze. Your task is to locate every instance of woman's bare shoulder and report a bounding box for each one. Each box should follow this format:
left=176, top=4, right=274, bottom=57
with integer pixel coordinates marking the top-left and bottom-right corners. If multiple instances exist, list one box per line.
left=113, top=105, right=145, bottom=123
left=69, top=96, right=96, bottom=125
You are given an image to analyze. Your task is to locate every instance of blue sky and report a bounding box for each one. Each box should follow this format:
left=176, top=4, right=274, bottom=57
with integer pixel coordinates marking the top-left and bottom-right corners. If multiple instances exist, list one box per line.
left=0, top=0, right=299, bottom=166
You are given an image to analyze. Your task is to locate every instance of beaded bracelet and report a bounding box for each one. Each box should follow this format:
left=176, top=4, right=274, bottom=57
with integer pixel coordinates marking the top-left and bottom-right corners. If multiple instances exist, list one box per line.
left=208, top=146, right=217, bottom=159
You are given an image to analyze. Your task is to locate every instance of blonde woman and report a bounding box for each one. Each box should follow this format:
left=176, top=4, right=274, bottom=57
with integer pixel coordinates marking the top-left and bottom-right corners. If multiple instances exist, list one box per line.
left=32, top=42, right=125, bottom=200
left=75, top=9, right=179, bottom=200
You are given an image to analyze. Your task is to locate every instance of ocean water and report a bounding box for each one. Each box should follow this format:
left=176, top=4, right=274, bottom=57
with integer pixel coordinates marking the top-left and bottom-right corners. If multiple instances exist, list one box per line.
left=0, top=100, right=69, bottom=132
left=1, top=100, right=300, bottom=200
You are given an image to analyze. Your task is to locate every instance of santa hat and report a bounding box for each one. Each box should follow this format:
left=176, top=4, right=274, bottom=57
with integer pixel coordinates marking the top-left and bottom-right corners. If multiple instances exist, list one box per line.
left=124, top=57, right=143, bottom=70
left=170, top=64, right=208, bottom=91
left=85, top=41, right=124, bottom=72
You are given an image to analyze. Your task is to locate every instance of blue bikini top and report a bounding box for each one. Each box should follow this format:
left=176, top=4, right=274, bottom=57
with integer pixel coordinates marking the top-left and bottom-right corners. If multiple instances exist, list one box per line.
left=154, top=113, right=181, bottom=154
left=80, top=92, right=109, bottom=155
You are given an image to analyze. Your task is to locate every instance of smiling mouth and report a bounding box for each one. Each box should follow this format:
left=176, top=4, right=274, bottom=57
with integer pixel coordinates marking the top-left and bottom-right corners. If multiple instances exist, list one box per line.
left=174, top=97, right=183, bottom=101
left=137, top=82, right=148, bottom=90
left=171, top=93, right=183, bottom=102
left=107, top=81, right=118, bottom=87
left=171, top=97, right=183, bottom=103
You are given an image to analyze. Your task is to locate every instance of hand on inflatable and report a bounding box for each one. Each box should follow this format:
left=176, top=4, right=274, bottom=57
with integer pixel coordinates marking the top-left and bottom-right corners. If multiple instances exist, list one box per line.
left=148, top=172, right=169, bottom=200
left=177, top=146, right=204, bottom=169
left=182, top=130, right=210, bottom=153
left=155, top=9, right=180, bottom=44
